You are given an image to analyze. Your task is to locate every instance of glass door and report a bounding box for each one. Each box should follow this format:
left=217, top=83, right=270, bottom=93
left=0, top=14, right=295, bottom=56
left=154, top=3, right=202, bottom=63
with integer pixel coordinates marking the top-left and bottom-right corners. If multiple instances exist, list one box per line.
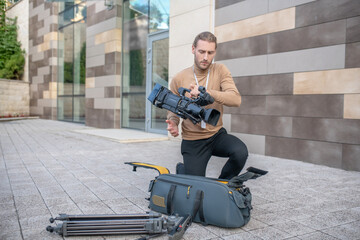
left=146, top=30, right=169, bottom=134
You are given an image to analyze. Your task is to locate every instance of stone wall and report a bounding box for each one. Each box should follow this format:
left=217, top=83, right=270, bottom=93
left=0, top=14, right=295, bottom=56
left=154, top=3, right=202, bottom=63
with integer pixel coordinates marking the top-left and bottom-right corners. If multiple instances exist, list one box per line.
left=214, top=0, right=360, bottom=171
left=0, top=79, right=29, bottom=117
left=85, top=1, right=122, bottom=128
left=28, top=0, right=58, bottom=119
left=169, top=0, right=214, bottom=80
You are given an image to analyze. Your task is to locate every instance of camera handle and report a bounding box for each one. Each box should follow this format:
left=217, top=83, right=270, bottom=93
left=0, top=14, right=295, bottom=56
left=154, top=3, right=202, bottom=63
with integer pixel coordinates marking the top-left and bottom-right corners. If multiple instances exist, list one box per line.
left=178, top=87, right=191, bottom=97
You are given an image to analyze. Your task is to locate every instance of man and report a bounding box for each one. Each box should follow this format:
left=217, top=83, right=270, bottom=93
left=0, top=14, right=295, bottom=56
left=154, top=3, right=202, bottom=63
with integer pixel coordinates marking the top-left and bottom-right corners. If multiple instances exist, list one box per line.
left=166, top=31, right=248, bottom=180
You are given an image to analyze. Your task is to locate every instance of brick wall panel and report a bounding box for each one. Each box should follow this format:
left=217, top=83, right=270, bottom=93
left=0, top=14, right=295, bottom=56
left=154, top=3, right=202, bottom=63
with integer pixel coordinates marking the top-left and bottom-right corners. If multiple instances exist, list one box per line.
left=266, top=95, right=344, bottom=118
left=268, top=20, right=346, bottom=54
left=346, top=16, right=360, bottom=43
left=345, top=42, right=360, bottom=68
left=234, top=73, right=293, bottom=96
left=215, top=0, right=245, bottom=9
left=342, top=144, right=360, bottom=171
left=293, top=118, right=360, bottom=145
left=295, top=0, right=360, bottom=28
left=216, top=35, right=267, bottom=60
left=232, top=115, right=293, bottom=138
left=265, top=136, right=342, bottom=169
left=226, top=96, right=266, bottom=115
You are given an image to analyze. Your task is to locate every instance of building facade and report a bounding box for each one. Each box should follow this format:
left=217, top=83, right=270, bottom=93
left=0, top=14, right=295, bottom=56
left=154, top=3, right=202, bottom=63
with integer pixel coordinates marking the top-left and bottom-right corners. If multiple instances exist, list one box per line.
left=8, top=0, right=360, bottom=171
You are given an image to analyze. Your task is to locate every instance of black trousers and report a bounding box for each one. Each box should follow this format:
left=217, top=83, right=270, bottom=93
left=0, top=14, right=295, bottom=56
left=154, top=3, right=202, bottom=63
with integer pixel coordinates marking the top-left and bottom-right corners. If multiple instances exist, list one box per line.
left=181, top=128, right=248, bottom=180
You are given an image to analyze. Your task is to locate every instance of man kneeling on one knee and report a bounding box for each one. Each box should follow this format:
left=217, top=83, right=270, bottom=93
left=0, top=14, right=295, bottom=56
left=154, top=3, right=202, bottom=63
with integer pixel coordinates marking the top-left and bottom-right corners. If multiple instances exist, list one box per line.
left=166, top=31, right=248, bottom=180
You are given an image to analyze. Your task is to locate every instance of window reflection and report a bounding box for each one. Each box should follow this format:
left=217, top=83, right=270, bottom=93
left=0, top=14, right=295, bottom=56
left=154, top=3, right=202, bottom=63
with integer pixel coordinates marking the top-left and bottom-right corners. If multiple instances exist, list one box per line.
left=122, top=0, right=149, bottom=129
left=58, top=1, right=86, bottom=123
left=121, top=0, right=169, bottom=130
left=149, top=0, right=169, bottom=32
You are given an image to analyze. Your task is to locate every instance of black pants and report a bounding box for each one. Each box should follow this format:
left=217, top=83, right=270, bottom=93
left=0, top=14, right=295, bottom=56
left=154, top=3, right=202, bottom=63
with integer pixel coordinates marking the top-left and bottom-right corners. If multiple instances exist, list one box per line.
left=181, top=128, right=248, bottom=180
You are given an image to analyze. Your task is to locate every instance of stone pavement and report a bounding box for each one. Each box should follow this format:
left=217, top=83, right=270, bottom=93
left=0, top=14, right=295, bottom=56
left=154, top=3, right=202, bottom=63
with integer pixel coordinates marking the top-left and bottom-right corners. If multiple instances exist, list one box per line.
left=1, top=119, right=360, bottom=240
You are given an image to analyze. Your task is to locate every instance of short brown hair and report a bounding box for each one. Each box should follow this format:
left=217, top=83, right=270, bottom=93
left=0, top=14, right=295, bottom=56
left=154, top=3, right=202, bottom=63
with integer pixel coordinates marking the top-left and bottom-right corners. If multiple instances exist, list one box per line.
left=193, top=31, right=217, bottom=49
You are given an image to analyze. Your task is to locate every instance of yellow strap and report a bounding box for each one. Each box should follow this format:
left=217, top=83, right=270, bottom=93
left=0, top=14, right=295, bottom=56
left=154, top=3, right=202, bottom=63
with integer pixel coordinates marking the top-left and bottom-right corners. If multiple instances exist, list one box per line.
left=126, top=162, right=170, bottom=175
left=126, top=162, right=231, bottom=184
left=216, top=180, right=229, bottom=184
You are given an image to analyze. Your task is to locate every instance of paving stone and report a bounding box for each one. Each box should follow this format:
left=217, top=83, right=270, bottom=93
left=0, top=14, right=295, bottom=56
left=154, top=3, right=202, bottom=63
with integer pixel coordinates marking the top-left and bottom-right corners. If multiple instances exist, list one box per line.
left=23, top=227, right=62, bottom=240
left=272, top=220, right=316, bottom=236
left=1, top=119, right=360, bottom=239
left=222, top=231, right=263, bottom=240
left=17, top=205, right=50, bottom=219
left=19, top=214, right=50, bottom=230
left=43, top=196, right=74, bottom=207
left=77, top=201, right=114, bottom=214
left=126, top=196, right=151, bottom=212
left=297, top=231, right=340, bottom=240
left=183, top=223, right=217, bottom=240
left=0, top=231, right=23, bottom=240
left=92, top=189, right=124, bottom=201
left=253, top=212, right=289, bottom=225
left=0, top=216, right=21, bottom=234
left=242, top=218, right=268, bottom=232
left=48, top=203, right=82, bottom=216
left=295, top=208, right=360, bottom=231
left=206, top=224, right=245, bottom=237
left=321, top=220, right=360, bottom=240
left=274, top=207, right=317, bottom=221
left=14, top=194, right=45, bottom=210
left=249, top=226, right=294, bottom=240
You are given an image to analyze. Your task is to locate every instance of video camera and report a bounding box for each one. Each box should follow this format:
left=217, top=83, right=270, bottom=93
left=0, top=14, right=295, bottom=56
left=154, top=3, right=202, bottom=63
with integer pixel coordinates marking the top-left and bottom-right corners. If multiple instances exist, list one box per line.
left=148, top=83, right=220, bottom=126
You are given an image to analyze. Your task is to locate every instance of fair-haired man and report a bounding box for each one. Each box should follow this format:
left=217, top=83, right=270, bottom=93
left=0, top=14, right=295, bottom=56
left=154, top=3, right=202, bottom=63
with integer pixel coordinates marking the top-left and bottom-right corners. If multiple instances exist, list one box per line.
left=166, top=31, right=248, bottom=180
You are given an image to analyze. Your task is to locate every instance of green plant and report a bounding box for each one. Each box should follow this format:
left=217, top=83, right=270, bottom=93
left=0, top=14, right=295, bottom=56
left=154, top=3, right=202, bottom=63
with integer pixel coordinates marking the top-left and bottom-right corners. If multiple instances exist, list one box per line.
left=0, top=0, right=25, bottom=80
left=130, top=49, right=145, bottom=86
left=0, top=51, right=24, bottom=79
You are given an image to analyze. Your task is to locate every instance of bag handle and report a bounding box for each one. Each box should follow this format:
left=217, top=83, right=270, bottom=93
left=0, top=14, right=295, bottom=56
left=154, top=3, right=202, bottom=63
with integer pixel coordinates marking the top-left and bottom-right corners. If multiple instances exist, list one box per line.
left=227, top=167, right=268, bottom=188
left=191, top=190, right=206, bottom=225
left=166, top=187, right=206, bottom=225
left=167, top=185, right=177, bottom=215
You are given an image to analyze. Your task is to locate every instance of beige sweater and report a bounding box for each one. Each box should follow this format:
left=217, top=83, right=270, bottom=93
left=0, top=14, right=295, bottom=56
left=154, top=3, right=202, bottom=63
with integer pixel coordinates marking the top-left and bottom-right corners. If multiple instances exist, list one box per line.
left=167, top=63, right=241, bottom=140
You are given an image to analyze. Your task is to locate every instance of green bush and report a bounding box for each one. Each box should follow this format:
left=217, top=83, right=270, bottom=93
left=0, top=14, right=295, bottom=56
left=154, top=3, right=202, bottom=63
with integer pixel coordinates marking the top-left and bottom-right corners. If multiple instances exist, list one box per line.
left=0, top=51, right=24, bottom=79
left=0, top=0, right=25, bottom=80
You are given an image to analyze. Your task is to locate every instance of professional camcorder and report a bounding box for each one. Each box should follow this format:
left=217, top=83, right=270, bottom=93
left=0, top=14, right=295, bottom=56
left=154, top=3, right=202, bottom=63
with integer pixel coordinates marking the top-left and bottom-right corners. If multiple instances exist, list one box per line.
left=148, top=83, right=220, bottom=126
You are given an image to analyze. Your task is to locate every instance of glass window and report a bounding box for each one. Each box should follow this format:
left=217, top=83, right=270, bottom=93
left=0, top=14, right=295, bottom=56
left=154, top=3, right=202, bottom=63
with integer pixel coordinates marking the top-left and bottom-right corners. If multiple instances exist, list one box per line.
left=122, top=0, right=149, bottom=130
left=58, top=1, right=86, bottom=123
left=58, top=25, right=74, bottom=96
left=149, top=0, right=169, bottom=33
left=57, top=97, right=73, bottom=122
left=73, top=21, right=86, bottom=96
left=73, top=96, right=85, bottom=122
left=121, top=0, right=169, bottom=130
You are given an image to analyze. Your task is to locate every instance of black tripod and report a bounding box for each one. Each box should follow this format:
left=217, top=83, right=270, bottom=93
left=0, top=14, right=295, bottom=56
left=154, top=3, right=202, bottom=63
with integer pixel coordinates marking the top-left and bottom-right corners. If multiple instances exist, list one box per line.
left=46, top=211, right=191, bottom=239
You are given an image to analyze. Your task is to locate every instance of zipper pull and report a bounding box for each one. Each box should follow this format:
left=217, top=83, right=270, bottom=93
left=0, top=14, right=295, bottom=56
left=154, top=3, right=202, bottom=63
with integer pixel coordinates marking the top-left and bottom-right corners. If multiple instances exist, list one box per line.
left=186, top=186, right=191, bottom=199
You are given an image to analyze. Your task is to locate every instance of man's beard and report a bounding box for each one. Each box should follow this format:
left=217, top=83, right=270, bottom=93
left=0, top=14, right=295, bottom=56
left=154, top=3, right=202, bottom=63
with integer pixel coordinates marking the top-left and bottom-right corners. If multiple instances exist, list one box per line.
left=195, top=59, right=211, bottom=71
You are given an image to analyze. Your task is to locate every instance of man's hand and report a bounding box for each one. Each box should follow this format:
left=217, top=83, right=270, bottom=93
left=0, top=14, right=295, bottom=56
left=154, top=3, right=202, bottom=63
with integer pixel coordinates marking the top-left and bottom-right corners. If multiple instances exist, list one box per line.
left=166, top=119, right=179, bottom=137
left=189, top=84, right=200, bottom=98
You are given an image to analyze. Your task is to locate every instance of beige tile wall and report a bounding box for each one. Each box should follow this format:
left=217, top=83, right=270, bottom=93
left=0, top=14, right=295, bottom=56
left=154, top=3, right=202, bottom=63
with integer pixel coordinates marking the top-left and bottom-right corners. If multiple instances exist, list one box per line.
left=28, top=0, right=58, bottom=119
left=214, top=0, right=360, bottom=170
left=294, top=68, right=360, bottom=95
left=169, top=0, right=214, bottom=80
left=215, top=8, right=295, bottom=43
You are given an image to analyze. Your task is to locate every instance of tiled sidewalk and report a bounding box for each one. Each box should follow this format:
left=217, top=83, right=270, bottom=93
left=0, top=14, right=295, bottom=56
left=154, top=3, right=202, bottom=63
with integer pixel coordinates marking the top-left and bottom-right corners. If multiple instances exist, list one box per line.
left=1, top=119, right=360, bottom=240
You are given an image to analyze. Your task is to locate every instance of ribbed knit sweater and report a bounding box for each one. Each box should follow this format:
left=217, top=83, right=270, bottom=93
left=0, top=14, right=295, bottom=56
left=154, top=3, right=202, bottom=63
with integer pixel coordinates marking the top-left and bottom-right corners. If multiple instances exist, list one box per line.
left=167, top=63, right=241, bottom=140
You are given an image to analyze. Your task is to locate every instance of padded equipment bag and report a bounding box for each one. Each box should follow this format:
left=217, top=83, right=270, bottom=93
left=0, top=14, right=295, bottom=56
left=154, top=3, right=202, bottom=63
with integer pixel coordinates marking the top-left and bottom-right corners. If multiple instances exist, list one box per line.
left=147, top=167, right=267, bottom=228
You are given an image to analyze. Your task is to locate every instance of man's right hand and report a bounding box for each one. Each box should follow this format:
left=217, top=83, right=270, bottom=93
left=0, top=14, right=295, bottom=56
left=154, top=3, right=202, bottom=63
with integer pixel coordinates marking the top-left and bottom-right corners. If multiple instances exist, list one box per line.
left=166, top=119, right=179, bottom=137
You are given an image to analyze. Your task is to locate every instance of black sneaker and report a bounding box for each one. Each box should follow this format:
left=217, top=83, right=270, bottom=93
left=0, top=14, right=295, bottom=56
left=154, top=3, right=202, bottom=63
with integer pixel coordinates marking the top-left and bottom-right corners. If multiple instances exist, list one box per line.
left=176, top=162, right=185, bottom=174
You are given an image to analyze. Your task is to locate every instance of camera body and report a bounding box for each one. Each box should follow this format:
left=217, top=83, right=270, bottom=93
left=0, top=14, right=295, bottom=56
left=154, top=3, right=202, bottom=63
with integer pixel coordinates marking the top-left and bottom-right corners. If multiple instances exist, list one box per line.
left=148, top=83, right=220, bottom=126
